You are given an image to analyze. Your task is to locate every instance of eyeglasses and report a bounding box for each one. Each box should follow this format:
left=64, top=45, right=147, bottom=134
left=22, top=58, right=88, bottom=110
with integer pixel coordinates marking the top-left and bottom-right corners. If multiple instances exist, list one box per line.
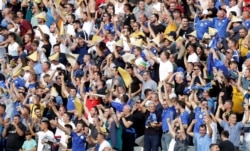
left=226, top=51, right=231, bottom=54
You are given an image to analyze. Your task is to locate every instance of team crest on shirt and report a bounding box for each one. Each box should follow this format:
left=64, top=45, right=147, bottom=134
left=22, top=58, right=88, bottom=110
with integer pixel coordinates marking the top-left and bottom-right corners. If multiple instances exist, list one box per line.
left=80, top=135, right=85, bottom=139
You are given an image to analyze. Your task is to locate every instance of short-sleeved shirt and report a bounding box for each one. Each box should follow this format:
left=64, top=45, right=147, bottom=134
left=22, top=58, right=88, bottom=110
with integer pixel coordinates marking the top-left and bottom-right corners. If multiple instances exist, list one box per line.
left=6, top=123, right=26, bottom=150
left=220, top=121, right=244, bottom=147
left=22, top=139, right=37, bottom=150
left=71, top=131, right=86, bottom=151
left=194, top=133, right=211, bottom=151
left=157, top=58, right=173, bottom=81
left=241, top=77, right=250, bottom=90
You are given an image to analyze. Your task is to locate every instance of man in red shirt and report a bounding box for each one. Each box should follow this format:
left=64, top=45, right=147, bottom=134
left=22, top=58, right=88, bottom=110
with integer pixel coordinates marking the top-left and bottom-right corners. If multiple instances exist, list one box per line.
left=16, top=10, right=34, bottom=38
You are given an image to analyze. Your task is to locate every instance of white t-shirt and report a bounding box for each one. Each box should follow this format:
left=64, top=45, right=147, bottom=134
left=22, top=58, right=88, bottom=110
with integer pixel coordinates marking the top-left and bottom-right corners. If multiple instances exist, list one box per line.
left=82, top=21, right=94, bottom=37
left=37, top=130, right=54, bottom=151
left=8, top=42, right=19, bottom=56
left=55, top=118, right=75, bottom=147
left=35, top=24, right=50, bottom=40
left=99, top=140, right=112, bottom=151
left=106, top=40, right=116, bottom=53
left=188, top=53, right=199, bottom=63
left=66, top=24, right=76, bottom=36
left=157, top=58, right=173, bottom=81
left=226, top=5, right=241, bottom=17
left=40, top=70, right=53, bottom=86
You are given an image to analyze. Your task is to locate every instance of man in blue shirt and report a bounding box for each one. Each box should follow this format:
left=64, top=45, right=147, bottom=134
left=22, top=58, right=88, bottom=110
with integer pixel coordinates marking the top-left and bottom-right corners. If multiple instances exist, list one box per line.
left=52, top=120, right=88, bottom=151
left=187, top=119, right=213, bottom=151
left=161, top=100, right=176, bottom=151
left=194, top=12, right=213, bottom=40
left=213, top=9, right=230, bottom=38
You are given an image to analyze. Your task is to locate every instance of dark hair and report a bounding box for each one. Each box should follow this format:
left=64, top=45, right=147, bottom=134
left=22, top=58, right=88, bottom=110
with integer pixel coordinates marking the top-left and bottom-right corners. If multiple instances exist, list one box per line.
left=53, top=43, right=60, bottom=48
left=177, top=100, right=186, bottom=108
left=199, top=124, right=206, bottom=129
left=153, top=13, right=159, bottom=20
left=209, top=143, right=219, bottom=149
left=124, top=3, right=132, bottom=12
left=221, top=130, right=229, bottom=138
left=0, top=104, right=6, bottom=110
left=144, top=88, right=152, bottom=96
left=8, top=32, right=16, bottom=41
left=64, top=124, right=73, bottom=130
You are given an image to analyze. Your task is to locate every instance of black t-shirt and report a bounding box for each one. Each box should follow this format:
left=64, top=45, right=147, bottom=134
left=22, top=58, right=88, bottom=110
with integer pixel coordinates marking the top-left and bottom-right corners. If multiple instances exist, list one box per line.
left=132, top=110, right=145, bottom=137
left=144, top=110, right=162, bottom=135
left=42, top=43, right=52, bottom=58
left=131, top=76, right=142, bottom=94
left=121, top=115, right=135, bottom=133
left=150, top=23, right=165, bottom=35
left=6, top=123, right=26, bottom=150
left=124, top=13, right=136, bottom=27
left=178, top=27, right=193, bottom=37
left=207, top=7, right=218, bottom=18
left=219, top=140, right=234, bottom=151
left=175, top=81, right=187, bottom=96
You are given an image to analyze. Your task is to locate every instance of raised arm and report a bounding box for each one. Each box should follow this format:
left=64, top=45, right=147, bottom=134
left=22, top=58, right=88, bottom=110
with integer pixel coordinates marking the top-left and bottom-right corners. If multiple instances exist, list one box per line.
left=61, top=75, right=69, bottom=97
left=242, top=103, right=249, bottom=125
left=187, top=119, right=196, bottom=137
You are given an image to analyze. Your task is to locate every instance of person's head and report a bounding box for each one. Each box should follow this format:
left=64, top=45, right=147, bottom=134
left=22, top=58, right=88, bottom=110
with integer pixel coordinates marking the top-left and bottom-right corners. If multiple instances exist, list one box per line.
left=73, top=20, right=82, bottom=30
left=67, top=14, right=75, bottom=24
left=150, top=13, right=159, bottom=23
left=217, top=9, right=226, bottom=18
left=160, top=51, right=170, bottom=61
left=224, top=100, right=233, bottom=110
left=8, top=32, right=16, bottom=42
left=208, top=0, right=215, bottom=8
left=53, top=44, right=60, bottom=52
left=102, top=13, right=111, bottom=22
left=90, top=107, right=98, bottom=117
left=138, top=13, right=147, bottom=23
left=34, top=108, right=42, bottom=117
left=69, top=87, right=77, bottom=97
left=25, top=131, right=32, bottom=140
left=0, top=104, right=6, bottom=115
left=173, top=9, right=181, bottom=19
left=142, top=70, right=151, bottom=81
left=148, top=102, right=156, bottom=113
left=13, top=114, right=21, bottom=124
left=181, top=17, right=189, bottom=27
left=122, top=105, right=131, bottom=115
left=63, top=112, right=72, bottom=122
left=228, top=113, right=237, bottom=124
left=75, top=122, right=84, bottom=133
left=200, top=99, right=208, bottom=109
left=175, top=72, right=184, bottom=84
left=106, top=3, right=115, bottom=15
left=64, top=3, right=73, bottom=13
left=64, top=124, right=73, bottom=135
left=243, top=10, right=250, bottom=20
left=144, top=89, right=152, bottom=98
left=58, top=106, right=66, bottom=115
left=176, top=100, right=186, bottom=110
left=209, top=144, right=220, bottom=151
left=97, top=132, right=106, bottom=143
left=227, top=38, right=237, bottom=49
left=42, top=61, right=51, bottom=72
left=124, top=3, right=132, bottom=13
left=199, top=124, right=207, bottom=136
left=221, top=130, right=229, bottom=140
left=151, top=93, right=159, bottom=102
left=24, top=34, right=32, bottom=43
left=239, top=27, right=248, bottom=38
left=229, top=0, right=237, bottom=7
left=187, top=43, right=196, bottom=53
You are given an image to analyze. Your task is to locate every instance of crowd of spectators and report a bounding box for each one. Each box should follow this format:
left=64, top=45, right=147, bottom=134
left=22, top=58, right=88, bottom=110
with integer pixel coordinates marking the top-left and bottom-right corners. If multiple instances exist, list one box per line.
left=1, top=0, right=250, bottom=151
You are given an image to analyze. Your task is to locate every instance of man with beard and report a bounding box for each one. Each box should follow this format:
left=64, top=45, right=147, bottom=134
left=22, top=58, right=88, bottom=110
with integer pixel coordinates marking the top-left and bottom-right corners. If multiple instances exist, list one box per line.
left=52, top=120, right=88, bottom=151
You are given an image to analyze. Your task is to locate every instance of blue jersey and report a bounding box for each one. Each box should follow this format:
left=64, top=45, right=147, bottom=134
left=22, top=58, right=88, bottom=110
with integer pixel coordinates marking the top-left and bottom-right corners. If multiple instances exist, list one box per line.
left=71, top=131, right=86, bottom=151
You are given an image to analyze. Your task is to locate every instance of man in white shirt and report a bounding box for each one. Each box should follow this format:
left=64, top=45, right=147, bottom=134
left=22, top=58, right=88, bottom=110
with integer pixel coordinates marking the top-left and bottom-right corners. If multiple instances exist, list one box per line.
left=7, top=33, right=19, bottom=58
left=187, top=44, right=199, bottom=63
left=97, top=133, right=111, bottom=151
left=28, top=120, right=54, bottom=151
